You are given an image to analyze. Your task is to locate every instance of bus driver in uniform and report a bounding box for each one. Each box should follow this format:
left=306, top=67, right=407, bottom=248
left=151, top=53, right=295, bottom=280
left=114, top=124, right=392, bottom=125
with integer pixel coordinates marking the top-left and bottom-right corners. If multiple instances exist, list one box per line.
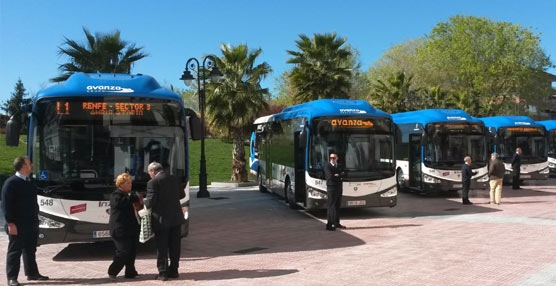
left=324, top=152, right=346, bottom=231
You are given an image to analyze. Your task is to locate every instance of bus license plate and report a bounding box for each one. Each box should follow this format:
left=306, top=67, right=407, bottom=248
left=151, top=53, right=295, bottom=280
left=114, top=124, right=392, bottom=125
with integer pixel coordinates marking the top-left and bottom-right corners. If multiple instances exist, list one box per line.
left=454, top=184, right=462, bottom=188
left=521, top=174, right=530, bottom=179
left=93, top=230, right=110, bottom=238
left=347, top=200, right=366, bottom=206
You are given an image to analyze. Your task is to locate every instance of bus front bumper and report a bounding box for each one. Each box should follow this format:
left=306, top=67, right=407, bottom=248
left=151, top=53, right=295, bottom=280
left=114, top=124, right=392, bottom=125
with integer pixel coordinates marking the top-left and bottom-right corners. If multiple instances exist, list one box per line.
left=422, top=180, right=488, bottom=192
left=37, top=212, right=190, bottom=245
left=305, top=189, right=397, bottom=210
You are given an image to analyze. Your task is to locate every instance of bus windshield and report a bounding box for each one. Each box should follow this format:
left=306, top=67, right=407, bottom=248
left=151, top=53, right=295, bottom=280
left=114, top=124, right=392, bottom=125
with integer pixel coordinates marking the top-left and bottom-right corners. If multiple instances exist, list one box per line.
left=31, top=97, right=187, bottom=198
left=424, top=123, right=487, bottom=169
left=498, top=127, right=546, bottom=163
left=547, top=130, right=556, bottom=157
left=308, top=116, right=395, bottom=181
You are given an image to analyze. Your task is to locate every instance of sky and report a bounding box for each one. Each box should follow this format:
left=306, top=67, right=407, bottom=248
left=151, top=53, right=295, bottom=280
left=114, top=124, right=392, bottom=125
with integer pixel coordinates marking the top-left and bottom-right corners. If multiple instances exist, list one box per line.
left=1, top=0, right=555, bottom=106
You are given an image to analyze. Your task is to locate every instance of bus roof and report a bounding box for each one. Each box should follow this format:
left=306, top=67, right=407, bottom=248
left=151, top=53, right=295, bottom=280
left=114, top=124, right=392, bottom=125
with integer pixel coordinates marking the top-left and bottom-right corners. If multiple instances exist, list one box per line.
left=34, top=72, right=181, bottom=104
left=391, top=109, right=480, bottom=126
left=478, top=115, right=544, bottom=130
left=255, top=99, right=390, bottom=123
left=536, top=120, right=556, bottom=131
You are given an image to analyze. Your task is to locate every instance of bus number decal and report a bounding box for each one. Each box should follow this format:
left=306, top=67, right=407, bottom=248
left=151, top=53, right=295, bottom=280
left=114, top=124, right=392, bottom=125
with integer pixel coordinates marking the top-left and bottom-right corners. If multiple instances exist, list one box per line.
left=40, top=199, right=54, bottom=207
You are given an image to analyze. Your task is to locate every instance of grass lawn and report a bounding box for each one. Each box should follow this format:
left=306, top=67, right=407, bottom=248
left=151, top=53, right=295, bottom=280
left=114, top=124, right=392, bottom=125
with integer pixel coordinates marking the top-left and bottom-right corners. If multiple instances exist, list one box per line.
left=0, top=135, right=251, bottom=187
left=0, top=134, right=28, bottom=186
left=188, top=138, right=251, bottom=186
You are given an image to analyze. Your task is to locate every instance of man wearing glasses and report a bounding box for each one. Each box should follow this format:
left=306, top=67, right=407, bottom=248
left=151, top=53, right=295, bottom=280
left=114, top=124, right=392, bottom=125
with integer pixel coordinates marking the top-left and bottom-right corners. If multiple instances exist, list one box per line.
left=324, top=152, right=346, bottom=231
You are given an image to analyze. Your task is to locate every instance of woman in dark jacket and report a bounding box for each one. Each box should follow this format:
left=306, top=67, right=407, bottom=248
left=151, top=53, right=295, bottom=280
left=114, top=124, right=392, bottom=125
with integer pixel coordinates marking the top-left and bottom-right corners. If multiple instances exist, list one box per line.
left=108, top=173, right=141, bottom=279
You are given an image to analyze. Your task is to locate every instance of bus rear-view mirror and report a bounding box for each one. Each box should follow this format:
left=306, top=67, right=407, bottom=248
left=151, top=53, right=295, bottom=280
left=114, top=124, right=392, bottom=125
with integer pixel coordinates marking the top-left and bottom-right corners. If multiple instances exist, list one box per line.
left=5, top=115, right=21, bottom=147
left=188, top=112, right=202, bottom=140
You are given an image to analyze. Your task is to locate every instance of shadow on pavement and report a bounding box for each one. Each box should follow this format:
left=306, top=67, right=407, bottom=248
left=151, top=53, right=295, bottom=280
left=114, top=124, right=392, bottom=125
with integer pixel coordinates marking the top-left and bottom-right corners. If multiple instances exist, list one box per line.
left=26, top=269, right=298, bottom=284
left=52, top=187, right=366, bottom=262
left=178, top=269, right=298, bottom=281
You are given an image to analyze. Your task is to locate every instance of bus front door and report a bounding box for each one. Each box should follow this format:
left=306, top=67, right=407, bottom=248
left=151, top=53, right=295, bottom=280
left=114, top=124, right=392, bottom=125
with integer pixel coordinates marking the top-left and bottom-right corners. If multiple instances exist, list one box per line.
left=409, top=134, right=422, bottom=188
left=294, top=131, right=306, bottom=203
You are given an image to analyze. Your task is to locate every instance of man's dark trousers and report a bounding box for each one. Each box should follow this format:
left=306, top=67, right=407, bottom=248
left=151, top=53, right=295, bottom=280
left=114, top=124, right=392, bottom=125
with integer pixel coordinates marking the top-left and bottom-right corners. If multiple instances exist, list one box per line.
left=6, top=227, right=39, bottom=280
left=462, top=179, right=471, bottom=203
left=155, top=225, right=181, bottom=275
left=327, top=187, right=342, bottom=227
left=512, top=171, right=520, bottom=189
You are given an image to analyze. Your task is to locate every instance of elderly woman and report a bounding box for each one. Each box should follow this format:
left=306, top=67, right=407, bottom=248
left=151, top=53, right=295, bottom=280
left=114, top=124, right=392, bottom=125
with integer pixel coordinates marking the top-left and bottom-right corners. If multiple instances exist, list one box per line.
left=108, top=173, right=141, bottom=279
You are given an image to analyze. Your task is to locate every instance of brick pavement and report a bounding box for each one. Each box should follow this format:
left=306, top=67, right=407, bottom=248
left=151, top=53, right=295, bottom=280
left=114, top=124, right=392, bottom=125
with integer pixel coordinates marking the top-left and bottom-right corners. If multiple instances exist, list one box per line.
left=1, top=180, right=556, bottom=285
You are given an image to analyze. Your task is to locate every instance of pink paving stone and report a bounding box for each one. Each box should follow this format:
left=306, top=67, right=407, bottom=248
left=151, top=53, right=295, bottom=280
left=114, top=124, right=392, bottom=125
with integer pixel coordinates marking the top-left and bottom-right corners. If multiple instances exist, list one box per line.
left=1, top=180, right=556, bottom=285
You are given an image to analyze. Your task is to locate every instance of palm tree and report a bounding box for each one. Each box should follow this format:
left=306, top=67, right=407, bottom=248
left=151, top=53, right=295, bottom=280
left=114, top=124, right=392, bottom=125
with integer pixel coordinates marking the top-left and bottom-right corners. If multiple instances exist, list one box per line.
left=369, top=71, right=416, bottom=113
left=207, top=44, right=272, bottom=182
left=286, top=32, right=353, bottom=103
left=51, top=27, right=147, bottom=82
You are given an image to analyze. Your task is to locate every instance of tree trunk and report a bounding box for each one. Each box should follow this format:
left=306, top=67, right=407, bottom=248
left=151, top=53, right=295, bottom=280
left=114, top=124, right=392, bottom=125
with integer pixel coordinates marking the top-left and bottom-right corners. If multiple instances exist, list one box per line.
left=231, top=127, right=247, bottom=182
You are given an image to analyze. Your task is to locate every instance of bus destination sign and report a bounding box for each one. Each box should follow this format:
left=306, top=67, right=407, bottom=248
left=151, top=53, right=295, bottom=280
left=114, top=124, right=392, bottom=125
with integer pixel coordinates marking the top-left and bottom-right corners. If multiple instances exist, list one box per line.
left=56, top=101, right=151, bottom=116
left=330, top=119, right=374, bottom=128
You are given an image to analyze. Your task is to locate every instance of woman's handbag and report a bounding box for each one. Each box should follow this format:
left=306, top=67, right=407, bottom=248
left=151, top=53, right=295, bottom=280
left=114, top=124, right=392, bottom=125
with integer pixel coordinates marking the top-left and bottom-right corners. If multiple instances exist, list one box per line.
left=138, top=205, right=154, bottom=243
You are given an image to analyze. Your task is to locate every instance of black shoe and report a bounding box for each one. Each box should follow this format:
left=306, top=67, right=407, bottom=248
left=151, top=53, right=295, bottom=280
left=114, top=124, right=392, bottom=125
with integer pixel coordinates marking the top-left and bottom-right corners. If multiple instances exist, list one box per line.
left=326, top=225, right=336, bottom=231
left=168, top=272, right=179, bottom=278
left=463, top=201, right=473, bottom=205
left=108, top=274, right=117, bottom=280
left=27, top=274, right=49, bottom=281
left=336, top=224, right=347, bottom=229
left=7, top=279, right=20, bottom=286
left=155, top=274, right=168, bottom=281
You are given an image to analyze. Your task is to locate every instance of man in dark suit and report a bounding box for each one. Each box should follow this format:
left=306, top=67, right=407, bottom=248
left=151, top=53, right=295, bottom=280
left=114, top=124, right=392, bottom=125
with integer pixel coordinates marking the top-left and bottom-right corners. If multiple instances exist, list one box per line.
left=2, top=157, right=48, bottom=286
left=461, top=156, right=477, bottom=205
left=511, top=147, right=522, bottom=189
left=145, top=162, right=185, bottom=281
left=323, top=152, right=345, bottom=231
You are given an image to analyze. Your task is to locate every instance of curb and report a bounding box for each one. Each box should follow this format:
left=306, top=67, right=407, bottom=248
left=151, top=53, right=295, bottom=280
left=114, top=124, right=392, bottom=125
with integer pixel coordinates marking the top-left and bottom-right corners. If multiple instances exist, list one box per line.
left=209, top=181, right=258, bottom=188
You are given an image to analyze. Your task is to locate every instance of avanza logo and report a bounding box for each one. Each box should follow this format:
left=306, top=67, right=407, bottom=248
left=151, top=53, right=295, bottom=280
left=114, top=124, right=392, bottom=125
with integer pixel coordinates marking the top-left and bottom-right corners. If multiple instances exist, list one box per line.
left=86, top=85, right=134, bottom=93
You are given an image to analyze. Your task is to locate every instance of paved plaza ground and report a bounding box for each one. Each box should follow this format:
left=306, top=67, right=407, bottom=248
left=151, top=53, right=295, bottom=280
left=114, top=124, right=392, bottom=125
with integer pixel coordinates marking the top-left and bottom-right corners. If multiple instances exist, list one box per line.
left=2, top=179, right=556, bottom=285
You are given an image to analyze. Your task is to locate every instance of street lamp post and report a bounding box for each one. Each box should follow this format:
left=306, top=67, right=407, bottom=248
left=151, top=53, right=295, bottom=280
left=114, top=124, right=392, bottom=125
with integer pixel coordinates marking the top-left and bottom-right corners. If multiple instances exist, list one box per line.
left=180, top=56, right=223, bottom=198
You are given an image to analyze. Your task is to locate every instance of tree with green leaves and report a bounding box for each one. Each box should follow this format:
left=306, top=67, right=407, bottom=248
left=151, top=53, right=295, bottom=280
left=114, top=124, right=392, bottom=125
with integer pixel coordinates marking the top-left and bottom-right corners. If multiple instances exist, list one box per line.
left=2, top=79, right=31, bottom=116
left=418, top=15, right=553, bottom=116
left=286, top=32, right=353, bottom=103
left=206, top=44, right=272, bottom=182
left=51, top=27, right=147, bottom=82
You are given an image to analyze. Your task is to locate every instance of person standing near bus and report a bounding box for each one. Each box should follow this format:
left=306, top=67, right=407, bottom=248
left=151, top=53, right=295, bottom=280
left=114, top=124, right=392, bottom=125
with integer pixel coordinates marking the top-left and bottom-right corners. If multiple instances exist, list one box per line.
left=108, top=173, right=141, bottom=280
left=146, top=162, right=185, bottom=281
left=324, top=152, right=346, bottom=231
left=2, top=157, right=49, bottom=286
left=512, top=147, right=522, bottom=189
left=488, top=153, right=505, bottom=205
left=461, top=156, right=477, bottom=205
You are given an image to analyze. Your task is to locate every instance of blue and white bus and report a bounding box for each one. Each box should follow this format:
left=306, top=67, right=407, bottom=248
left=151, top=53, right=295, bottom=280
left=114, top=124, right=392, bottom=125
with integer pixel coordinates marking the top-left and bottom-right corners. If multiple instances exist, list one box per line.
left=479, top=116, right=548, bottom=182
left=536, top=120, right=556, bottom=174
left=5, top=72, right=201, bottom=244
left=392, top=109, right=489, bottom=193
left=250, top=99, right=397, bottom=209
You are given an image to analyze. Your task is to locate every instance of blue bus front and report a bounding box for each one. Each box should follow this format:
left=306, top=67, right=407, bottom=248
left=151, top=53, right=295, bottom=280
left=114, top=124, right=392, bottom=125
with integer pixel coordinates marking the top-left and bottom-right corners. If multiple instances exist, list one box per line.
left=28, top=74, right=191, bottom=244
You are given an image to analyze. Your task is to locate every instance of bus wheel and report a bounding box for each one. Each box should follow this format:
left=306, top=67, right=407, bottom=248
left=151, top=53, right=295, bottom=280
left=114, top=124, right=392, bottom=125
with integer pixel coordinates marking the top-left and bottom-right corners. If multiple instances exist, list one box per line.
left=396, top=169, right=405, bottom=192
left=258, top=174, right=267, bottom=193
left=285, top=180, right=297, bottom=209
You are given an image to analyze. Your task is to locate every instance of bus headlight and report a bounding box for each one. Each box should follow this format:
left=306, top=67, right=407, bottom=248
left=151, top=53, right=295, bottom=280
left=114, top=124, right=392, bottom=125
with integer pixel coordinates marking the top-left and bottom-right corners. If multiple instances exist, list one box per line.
left=540, top=167, right=549, bottom=174
left=380, top=186, right=397, bottom=197
left=307, top=188, right=327, bottom=199
left=477, top=175, right=489, bottom=182
left=38, top=215, right=65, bottom=229
left=423, top=174, right=441, bottom=184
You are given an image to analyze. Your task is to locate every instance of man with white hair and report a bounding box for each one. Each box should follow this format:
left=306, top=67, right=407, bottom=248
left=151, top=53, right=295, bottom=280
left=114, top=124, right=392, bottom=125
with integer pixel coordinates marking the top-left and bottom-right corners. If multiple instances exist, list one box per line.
left=461, top=156, right=477, bottom=205
left=145, top=162, right=185, bottom=281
